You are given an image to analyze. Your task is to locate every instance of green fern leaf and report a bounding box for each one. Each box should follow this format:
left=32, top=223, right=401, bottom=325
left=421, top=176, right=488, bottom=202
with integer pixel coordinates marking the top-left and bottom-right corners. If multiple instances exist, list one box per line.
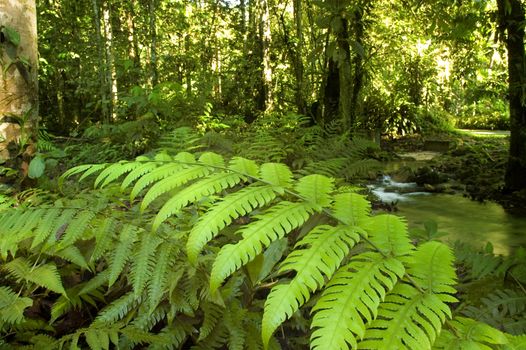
left=90, top=218, right=117, bottom=263
left=363, top=214, right=413, bottom=257
left=259, top=163, right=293, bottom=189
left=332, top=192, right=370, bottom=226
left=130, top=163, right=186, bottom=200
left=94, top=292, right=141, bottom=325
left=186, top=185, right=277, bottom=263
left=52, top=245, right=89, bottom=270
left=94, top=161, right=141, bottom=188
left=198, top=301, right=225, bottom=341
left=108, top=225, right=138, bottom=287
left=60, top=163, right=106, bottom=186
left=120, top=161, right=159, bottom=190
left=58, top=210, right=96, bottom=248
left=210, top=201, right=316, bottom=292
left=31, top=208, right=62, bottom=249
left=0, top=286, right=32, bottom=325
left=262, top=224, right=361, bottom=347
left=4, top=258, right=67, bottom=295
left=294, top=174, right=334, bottom=208
left=434, top=317, right=509, bottom=349
left=229, top=156, right=259, bottom=176
left=151, top=172, right=243, bottom=231
left=359, top=242, right=457, bottom=349
left=310, top=252, right=405, bottom=350
left=41, top=209, right=76, bottom=250
left=85, top=328, right=110, bottom=350
left=130, top=233, right=162, bottom=296
left=147, top=242, right=174, bottom=310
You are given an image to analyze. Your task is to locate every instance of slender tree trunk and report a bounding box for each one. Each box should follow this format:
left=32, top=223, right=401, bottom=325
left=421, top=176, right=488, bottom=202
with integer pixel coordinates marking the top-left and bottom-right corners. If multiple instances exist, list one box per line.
left=336, top=16, right=353, bottom=132
left=126, top=0, right=141, bottom=72
left=292, top=0, right=306, bottom=114
left=102, top=0, right=118, bottom=121
left=260, top=0, right=273, bottom=112
left=497, top=0, right=526, bottom=192
left=92, top=0, right=109, bottom=122
left=350, top=6, right=365, bottom=128
left=149, top=0, right=158, bottom=87
left=0, top=0, right=38, bottom=176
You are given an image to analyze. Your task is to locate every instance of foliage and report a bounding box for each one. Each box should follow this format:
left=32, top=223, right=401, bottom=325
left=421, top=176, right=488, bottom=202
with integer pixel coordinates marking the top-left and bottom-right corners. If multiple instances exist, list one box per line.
left=0, top=147, right=523, bottom=349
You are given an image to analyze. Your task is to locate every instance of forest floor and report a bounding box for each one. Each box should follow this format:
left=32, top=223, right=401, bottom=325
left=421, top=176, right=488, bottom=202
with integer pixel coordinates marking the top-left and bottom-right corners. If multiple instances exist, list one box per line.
left=381, top=130, right=524, bottom=212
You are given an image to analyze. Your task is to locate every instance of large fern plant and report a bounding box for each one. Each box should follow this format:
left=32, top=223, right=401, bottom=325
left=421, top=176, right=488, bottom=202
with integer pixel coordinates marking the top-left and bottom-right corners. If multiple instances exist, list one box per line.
left=0, top=149, right=524, bottom=349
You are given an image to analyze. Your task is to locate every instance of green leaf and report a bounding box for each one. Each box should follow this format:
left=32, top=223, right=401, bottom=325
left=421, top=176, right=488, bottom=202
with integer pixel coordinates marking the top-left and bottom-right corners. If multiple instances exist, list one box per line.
left=28, top=155, right=46, bottom=179
left=2, top=26, right=21, bottom=46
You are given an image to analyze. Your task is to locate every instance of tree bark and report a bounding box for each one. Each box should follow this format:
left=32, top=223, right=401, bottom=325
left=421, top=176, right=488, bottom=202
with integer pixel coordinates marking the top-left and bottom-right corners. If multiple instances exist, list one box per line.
left=149, top=0, right=158, bottom=87
left=336, top=16, right=353, bottom=132
left=259, top=0, right=273, bottom=112
left=292, top=0, right=306, bottom=114
left=0, top=0, right=38, bottom=173
left=102, top=0, right=118, bottom=122
left=91, top=0, right=109, bottom=123
left=497, top=0, right=526, bottom=192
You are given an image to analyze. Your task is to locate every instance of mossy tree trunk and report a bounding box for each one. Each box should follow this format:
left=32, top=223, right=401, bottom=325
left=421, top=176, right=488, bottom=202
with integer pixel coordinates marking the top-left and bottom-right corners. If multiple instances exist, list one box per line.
left=0, top=0, right=38, bottom=176
left=497, top=0, right=526, bottom=192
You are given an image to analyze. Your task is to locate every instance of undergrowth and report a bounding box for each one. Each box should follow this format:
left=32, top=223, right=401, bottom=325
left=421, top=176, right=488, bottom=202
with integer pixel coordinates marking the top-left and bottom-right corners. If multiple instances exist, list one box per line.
left=0, top=136, right=525, bottom=349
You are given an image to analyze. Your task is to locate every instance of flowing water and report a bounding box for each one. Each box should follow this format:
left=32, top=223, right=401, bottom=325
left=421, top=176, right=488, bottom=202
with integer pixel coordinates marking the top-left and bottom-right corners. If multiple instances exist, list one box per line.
left=370, top=176, right=526, bottom=255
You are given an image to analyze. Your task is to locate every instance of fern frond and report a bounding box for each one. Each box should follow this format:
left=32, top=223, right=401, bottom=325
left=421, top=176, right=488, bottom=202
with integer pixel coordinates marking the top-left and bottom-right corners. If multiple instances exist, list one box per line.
left=198, top=302, right=225, bottom=341
left=186, top=185, right=277, bottom=263
left=294, top=174, right=334, bottom=208
left=57, top=209, right=96, bottom=248
left=151, top=171, right=242, bottom=231
left=108, top=225, right=138, bottom=287
left=434, top=317, right=509, bottom=349
left=310, top=252, right=404, bottom=350
left=259, top=163, right=293, bottom=189
left=454, top=242, right=512, bottom=280
left=94, top=160, right=142, bottom=189
left=147, top=242, right=175, bottom=310
left=31, top=208, right=62, bottom=249
left=210, top=201, right=316, bottom=292
left=0, top=286, right=32, bottom=326
left=130, top=233, right=162, bottom=296
left=461, top=289, right=526, bottom=335
left=90, top=217, right=117, bottom=263
left=332, top=192, right=370, bottom=226
left=4, top=258, right=67, bottom=295
left=358, top=241, right=457, bottom=349
left=94, top=292, right=141, bottom=325
left=85, top=328, right=110, bottom=350
left=224, top=302, right=248, bottom=350
left=140, top=165, right=211, bottom=212
left=130, top=163, right=193, bottom=201
left=51, top=245, right=89, bottom=270
left=262, top=224, right=361, bottom=346
left=363, top=214, right=413, bottom=258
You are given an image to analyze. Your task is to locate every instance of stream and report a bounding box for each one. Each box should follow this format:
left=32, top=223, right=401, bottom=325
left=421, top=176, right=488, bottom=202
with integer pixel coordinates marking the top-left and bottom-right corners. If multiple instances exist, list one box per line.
left=370, top=176, right=526, bottom=255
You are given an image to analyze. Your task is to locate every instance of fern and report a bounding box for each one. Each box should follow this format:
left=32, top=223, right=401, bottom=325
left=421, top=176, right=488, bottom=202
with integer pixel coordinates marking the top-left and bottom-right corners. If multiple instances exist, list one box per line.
left=0, top=286, right=32, bottom=327
left=2, top=148, right=524, bottom=349
left=3, top=258, right=67, bottom=295
left=263, top=224, right=361, bottom=345
left=434, top=317, right=509, bottom=349
left=358, top=241, right=457, bottom=349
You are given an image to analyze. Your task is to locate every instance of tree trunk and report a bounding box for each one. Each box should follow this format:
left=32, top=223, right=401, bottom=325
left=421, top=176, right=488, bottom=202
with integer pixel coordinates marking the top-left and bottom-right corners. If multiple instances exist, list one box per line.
left=149, top=0, right=158, bottom=87
left=91, top=0, right=109, bottom=123
left=336, top=16, right=353, bottom=132
left=350, top=6, right=365, bottom=128
left=497, top=0, right=526, bottom=192
left=259, top=0, right=273, bottom=112
left=292, top=0, right=306, bottom=114
left=0, top=0, right=38, bottom=175
left=103, top=0, right=118, bottom=121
